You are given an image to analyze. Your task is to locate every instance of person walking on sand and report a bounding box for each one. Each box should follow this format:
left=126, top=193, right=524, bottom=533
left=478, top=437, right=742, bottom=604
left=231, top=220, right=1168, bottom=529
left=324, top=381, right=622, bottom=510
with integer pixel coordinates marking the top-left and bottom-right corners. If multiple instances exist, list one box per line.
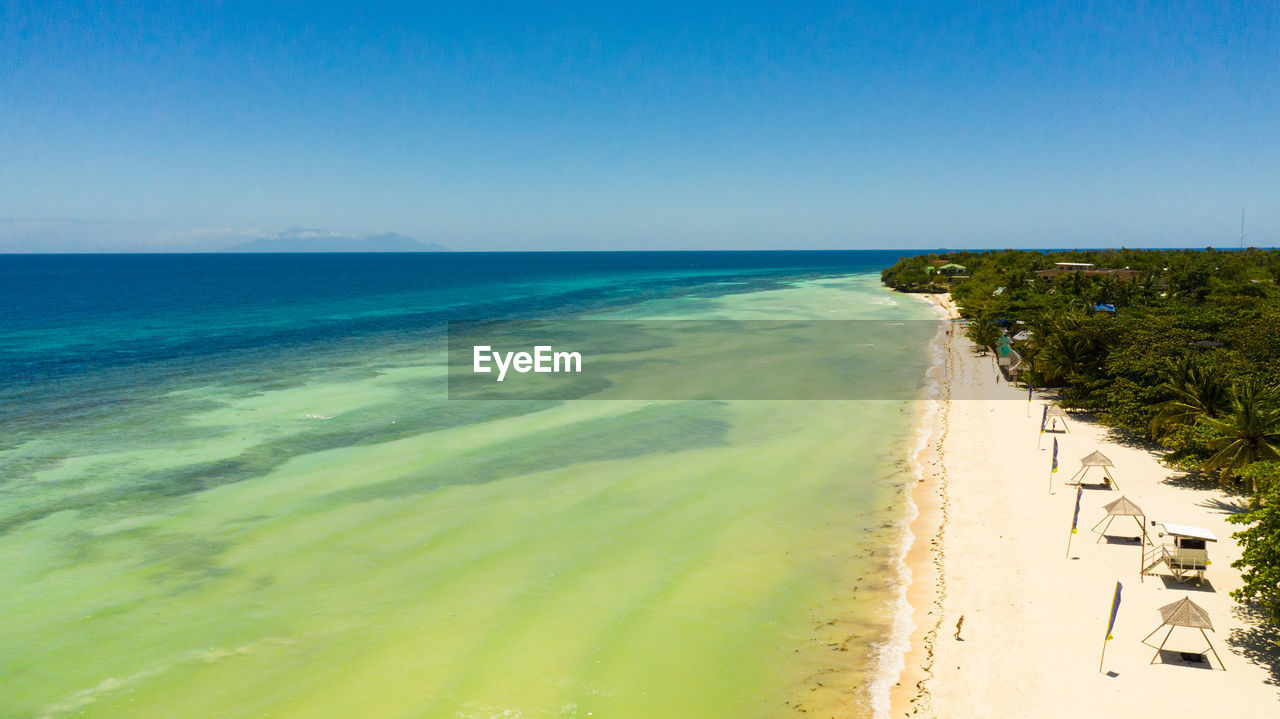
left=954, top=615, right=965, bottom=641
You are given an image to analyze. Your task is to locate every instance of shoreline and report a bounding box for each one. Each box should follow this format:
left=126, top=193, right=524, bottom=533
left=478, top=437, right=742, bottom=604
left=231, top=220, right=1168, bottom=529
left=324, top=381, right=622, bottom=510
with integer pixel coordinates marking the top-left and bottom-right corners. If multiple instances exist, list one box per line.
left=887, top=292, right=957, bottom=718
left=884, top=291, right=1279, bottom=717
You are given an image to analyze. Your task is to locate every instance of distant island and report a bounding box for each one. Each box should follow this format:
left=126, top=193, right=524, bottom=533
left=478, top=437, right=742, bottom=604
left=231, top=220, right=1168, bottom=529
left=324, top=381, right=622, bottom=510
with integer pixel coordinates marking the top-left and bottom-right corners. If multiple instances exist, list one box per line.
left=224, top=231, right=448, bottom=253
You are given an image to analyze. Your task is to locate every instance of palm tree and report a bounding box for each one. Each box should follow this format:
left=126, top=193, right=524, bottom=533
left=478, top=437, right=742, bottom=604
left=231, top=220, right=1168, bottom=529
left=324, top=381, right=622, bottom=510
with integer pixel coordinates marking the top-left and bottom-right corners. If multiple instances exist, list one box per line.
left=1035, top=314, right=1110, bottom=385
left=1064, top=271, right=1089, bottom=297
left=1148, top=356, right=1231, bottom=436
left=1133, top=272, right=1160, bottom=303
left=1197, top=379, right=1280, bottom=481
left=1092, top=274, right=1119, bottom=304
left=967, top=320, right=1001, bottom=355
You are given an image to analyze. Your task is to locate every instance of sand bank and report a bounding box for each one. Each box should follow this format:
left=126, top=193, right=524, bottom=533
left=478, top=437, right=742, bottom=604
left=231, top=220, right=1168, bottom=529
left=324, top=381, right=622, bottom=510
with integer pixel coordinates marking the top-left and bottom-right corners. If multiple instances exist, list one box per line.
left=890, top=292, right=1279, bottom=717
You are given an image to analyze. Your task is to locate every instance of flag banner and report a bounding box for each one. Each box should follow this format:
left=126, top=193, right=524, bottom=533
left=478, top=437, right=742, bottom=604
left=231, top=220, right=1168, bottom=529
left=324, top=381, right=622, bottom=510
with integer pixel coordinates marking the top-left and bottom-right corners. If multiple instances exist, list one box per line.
left=1040, top=404, right=1048, bottom=433
left=1105, top=582, right=1123, bottom=640
left=1051, top=438, right=1059, bottom=473
left=1028, top=381, right=1033, bottom=402
left=1071, top=485, right=1082, bottom=534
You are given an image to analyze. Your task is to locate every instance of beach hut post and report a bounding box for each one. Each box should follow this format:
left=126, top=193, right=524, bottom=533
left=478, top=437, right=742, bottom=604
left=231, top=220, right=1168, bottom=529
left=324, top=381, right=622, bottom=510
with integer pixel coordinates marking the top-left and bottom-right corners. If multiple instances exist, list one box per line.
left=1140, top=518, right=1149, bottom=581
left=1142, top=623, right=1177, bottom=660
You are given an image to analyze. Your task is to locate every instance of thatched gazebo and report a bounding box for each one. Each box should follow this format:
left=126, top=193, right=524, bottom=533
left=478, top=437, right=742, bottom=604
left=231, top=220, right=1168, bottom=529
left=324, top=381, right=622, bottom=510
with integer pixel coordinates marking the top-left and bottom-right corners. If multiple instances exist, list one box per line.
left=1092, top=497, right=1147, bottom=542
left=1044, top=404, right=1071, bottom=432
left=1141, top=596, right=1224, bottom=669
left=1067, top=450, right=1120, bottom=490
left=1092, top=497, right=1150, bottom=579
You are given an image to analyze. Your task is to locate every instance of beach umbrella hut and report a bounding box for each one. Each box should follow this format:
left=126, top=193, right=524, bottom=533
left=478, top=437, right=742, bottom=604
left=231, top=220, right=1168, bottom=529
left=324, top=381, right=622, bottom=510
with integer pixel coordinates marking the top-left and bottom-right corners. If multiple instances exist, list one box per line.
left=1044, top=404, right=1071, bottom=433
left=1092, top=497, right=1150, bottom=579
left=1141, top=596, right=1224, bottom=669
left=1067, top=450, right=1119, bottom=490
left=1092, top=497, right=1148, bottom=542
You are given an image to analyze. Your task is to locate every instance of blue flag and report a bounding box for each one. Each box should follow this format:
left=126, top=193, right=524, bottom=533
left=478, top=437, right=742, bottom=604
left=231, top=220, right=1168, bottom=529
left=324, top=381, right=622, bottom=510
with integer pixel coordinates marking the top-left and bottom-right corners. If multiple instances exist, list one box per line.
left=1040, top=404, right=1048, bottom=433
left=1071, top=485, right=1083, bottom=534
left=1105, top=582, right=1123, bottom=640
left=1028, top=381, right=1033, bottom=402
left=1051, top=438, right=1059, bottom=473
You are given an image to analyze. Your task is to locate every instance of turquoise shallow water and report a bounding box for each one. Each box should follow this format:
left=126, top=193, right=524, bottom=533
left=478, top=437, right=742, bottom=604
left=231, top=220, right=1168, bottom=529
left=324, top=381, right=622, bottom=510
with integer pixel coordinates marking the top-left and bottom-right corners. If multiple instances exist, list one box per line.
left=0, top=254, right=936, bottom=718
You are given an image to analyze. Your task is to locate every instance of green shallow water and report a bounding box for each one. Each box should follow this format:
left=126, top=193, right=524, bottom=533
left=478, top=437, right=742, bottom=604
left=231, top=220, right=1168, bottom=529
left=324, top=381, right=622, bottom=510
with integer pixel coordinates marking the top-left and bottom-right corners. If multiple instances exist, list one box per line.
left=0, top=275, right=935, bottom=719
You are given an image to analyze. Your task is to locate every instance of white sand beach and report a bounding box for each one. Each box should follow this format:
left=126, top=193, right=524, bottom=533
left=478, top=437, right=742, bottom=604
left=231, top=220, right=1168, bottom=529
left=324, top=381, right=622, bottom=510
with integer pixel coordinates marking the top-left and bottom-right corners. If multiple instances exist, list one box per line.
left=891, top=293, right=1279, bottom=717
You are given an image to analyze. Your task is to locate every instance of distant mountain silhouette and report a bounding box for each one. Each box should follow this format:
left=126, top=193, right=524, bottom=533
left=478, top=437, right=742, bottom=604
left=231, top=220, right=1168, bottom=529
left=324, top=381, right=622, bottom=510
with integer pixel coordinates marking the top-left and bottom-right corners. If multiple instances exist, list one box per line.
left=225, top=230, right=448, bottom=253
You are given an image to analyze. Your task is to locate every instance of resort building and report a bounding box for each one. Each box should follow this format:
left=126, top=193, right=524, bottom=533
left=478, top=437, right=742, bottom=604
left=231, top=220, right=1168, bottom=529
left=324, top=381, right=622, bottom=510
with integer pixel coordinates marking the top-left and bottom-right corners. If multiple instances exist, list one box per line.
left=1034, top=262, right=1141, bottom=281
left=933, top=263, right=968, bottom=283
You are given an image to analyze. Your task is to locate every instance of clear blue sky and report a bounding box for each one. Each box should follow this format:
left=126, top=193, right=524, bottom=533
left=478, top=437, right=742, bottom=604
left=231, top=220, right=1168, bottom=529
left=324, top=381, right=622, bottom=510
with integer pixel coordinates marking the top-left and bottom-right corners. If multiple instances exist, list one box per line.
left=3, top=1, right=1278, bottom=251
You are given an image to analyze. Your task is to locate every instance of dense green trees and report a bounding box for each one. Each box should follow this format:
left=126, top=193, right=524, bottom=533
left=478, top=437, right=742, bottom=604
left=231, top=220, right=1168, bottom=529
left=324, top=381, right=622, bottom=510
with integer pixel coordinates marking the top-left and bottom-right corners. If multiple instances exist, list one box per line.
left=1148, top=356, right=1231, bottom=437
left=1228, top=483, right=1280, bottom=632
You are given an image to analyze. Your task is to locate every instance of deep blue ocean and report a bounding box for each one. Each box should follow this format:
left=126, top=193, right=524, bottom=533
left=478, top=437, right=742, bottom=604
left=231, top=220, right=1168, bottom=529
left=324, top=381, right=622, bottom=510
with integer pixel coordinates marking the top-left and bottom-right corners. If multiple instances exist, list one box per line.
left=0, top=250, right=915, bottom=427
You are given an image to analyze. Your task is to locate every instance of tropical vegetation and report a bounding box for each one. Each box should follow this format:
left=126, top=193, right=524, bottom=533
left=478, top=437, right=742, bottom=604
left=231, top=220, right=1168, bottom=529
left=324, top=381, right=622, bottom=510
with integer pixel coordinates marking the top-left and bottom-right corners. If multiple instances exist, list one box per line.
left=1229, top=483, right=1280, bottom=633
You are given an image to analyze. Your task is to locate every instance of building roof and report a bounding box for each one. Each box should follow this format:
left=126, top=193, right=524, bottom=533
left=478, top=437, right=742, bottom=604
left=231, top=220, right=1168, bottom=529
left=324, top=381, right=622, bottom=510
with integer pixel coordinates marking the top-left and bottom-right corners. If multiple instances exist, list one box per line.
left=1158, top=522, right=1218, bottom=542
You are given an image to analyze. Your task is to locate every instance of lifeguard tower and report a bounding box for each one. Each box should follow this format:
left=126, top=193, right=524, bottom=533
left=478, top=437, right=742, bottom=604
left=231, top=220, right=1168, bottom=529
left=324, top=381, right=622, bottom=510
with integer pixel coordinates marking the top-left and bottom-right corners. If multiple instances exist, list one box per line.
left=1143, top=522, right=1217, bottom=586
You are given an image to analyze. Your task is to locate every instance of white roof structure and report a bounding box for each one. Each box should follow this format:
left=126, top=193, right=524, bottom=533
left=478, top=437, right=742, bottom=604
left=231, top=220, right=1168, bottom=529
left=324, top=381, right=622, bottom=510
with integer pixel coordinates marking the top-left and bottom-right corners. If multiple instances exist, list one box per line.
left=1046, top=405, right=1070, bottom=418
left=1158, top=523, right=1218, bottom=542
